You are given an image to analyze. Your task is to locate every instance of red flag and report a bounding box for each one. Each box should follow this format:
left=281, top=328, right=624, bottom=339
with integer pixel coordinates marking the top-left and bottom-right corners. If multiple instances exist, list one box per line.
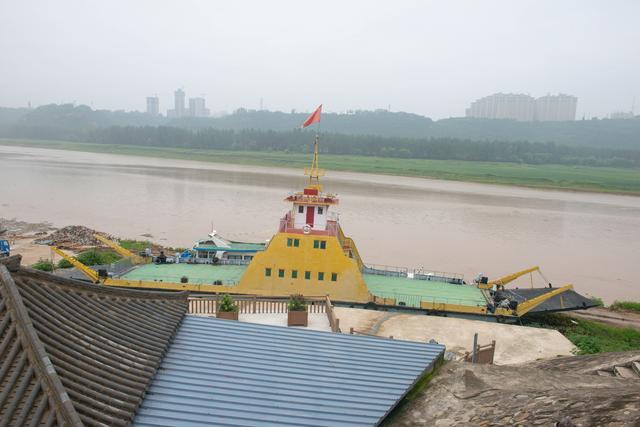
left=301, top=104, right=322, bottom=128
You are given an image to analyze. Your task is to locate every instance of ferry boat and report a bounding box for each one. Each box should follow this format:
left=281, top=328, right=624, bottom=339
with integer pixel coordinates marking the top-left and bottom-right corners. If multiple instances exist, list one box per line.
left=54, top=118, right=596, bottom=320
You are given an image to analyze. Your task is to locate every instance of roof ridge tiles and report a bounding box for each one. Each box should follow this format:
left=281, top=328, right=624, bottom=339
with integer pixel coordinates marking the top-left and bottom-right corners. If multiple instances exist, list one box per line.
left=0, top=265, right=83, bottom=426
left=0, top=264, right=190, bottom=426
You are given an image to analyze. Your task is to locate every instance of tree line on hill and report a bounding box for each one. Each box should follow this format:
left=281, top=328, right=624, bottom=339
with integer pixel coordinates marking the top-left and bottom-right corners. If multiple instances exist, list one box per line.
left=0, top=104, right=639, bottom=167
left=2, top=103, right=640, bottom=148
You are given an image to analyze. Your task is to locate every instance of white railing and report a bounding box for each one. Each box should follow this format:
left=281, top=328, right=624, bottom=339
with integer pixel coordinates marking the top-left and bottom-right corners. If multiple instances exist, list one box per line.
left=364, top=264, right=464, bottom=283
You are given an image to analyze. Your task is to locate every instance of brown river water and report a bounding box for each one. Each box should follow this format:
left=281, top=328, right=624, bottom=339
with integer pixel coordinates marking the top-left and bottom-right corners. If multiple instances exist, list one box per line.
left=1, top=145, right=639, bottom=303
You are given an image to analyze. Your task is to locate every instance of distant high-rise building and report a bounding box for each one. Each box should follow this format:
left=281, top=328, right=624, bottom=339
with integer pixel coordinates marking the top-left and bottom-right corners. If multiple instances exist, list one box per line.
left=174, top=89, right=185, bottom=117
left=146, top=96, right=159, bottom=115
left=466, top=93, right=535, bottom=121
left=466, top=93, right=577, bottom=121
left=535, top=94, right=577, bottom=121
left=167, top=88, right=187, bottom=118
left=188, top=97, right=210, bottom=117
left=609, top=111, right=635, bottom=120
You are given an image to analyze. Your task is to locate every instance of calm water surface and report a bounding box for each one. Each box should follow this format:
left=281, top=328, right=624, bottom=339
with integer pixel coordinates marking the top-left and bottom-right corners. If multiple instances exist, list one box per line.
left=1, top=145, right=639, bottom=303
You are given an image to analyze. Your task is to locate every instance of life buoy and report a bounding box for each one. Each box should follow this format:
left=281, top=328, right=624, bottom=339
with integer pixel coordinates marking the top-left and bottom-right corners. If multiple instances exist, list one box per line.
left=303, top=224, right=311, bottom=234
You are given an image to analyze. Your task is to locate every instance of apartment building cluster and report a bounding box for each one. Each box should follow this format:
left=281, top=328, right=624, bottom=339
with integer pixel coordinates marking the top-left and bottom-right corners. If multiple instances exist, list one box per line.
left=146, top=88, right=210, bottom=118
left=466, top=93, right=578, bottom=122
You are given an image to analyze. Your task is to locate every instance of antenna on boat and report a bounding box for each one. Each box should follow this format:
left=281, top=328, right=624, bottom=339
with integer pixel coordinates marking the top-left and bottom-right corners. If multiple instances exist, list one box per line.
left=301, top=105, right=324, bottom=189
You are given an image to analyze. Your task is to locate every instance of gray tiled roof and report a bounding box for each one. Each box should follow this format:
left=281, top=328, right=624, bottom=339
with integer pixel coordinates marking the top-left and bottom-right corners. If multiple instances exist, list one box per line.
left=134, top=316, right=445, bottom=427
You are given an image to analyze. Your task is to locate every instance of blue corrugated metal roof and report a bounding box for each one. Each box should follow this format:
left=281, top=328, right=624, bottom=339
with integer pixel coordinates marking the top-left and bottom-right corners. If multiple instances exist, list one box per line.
left=134, top=316, right=445, bottom=427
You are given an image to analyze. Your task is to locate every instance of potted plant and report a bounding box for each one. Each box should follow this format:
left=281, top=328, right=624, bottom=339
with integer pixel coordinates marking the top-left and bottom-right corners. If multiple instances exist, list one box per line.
left=287, top=294, right=308, bottom=326
left=216, top=294, right=239, bottom=320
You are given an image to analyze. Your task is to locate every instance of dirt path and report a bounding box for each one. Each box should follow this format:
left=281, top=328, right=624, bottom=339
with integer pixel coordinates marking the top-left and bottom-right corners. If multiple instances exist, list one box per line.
left=566, top=307, right=640, bottom=330
left=8, top=238, right=54, bottom=265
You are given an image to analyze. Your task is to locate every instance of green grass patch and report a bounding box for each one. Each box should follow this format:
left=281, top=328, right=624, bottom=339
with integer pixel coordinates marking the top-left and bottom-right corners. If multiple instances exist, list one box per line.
left=523, top=313, right=640, bottom=354
left=31, top=258, right=55, bottom=272
left=75, top=249, right=121, bottom=266
left=610, top=301, right=640, bottom=313
left=57, top=259, right=73, bottom=269
left=119, top=239, right=153, bottom=252
left=2, top=138, right=640, bottom=194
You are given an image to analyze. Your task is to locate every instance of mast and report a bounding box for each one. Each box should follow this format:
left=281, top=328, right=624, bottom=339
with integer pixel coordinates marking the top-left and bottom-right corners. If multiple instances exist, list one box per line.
left=303, top=116, right=324, bottom=190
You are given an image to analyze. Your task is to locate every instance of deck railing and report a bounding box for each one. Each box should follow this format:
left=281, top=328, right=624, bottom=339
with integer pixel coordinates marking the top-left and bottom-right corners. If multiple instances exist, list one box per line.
left=188, top=295, right=328, bottom=315
left=364, top=264, right=464, bottom=284
left=325, top=296, right=341, bottom=333
left=278, top=213, right=339, bottom=237
left=217, top=258, right=252, bottom=266
left=372, top=291, right=486, bottom=309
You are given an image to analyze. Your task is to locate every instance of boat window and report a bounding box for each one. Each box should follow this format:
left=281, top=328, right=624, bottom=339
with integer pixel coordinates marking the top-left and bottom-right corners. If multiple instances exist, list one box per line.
left=318, top=272, right=324, bottom=281
left=298, top=205, right=304, bottom=213
left=292, top=270, right=298, bottom=279
left=320, top=241, right=326, bottom=250
left=293, top=239, right=300, bottom=247
left=313, top=240, right=319, bottom=249
left=331, top=273, right=338, bottom=281
left=318, top=207, right=324, bottom=215
left=265, top=268, right=271, bottom=277
left=304, top=271, right=311, bottom=280
left=287, top=238, right=292, bottom=247
left=278, top=269, right=285, bottom=278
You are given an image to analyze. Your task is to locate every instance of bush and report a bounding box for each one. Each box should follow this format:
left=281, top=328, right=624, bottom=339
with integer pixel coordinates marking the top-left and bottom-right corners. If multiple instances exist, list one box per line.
left=57, top=259, right=73, bottom=269
left=610, top=301, right=640, bottom=313
left=288, top=294, right=307, bottom=312
left=523, top=313, right=640, bottom=355
left=218, top=294, right=238, bottom=312
left=31, top=259, right=54, bottom=272
left=587, top=295, right=604, bottom=307
left=75, top=249, right=121, bottom=266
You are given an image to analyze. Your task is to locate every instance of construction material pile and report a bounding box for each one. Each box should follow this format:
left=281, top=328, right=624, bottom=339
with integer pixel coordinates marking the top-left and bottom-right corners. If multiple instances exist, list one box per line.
left=35, top=226, right=111, bottom=249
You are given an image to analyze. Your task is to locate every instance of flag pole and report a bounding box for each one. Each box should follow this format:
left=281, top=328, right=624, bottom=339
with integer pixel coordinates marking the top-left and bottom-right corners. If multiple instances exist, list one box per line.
left=302, top=104, right=323, bottom=189
left=314, top=114, right=320, bottom=179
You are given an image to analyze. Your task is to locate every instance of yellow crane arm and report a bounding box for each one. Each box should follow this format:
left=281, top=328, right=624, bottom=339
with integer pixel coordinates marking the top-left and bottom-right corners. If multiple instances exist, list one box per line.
left=479, top=265, right=540, bottom=289
left=50, top=247, right=99, bottom=283
left=515, top=284, right=574, bottom=317
left=94, top=234, right=145, bottom=265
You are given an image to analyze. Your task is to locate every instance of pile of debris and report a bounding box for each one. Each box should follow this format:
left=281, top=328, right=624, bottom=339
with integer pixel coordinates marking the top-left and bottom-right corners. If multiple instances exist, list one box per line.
left=35, top=226, right=112, bottom=249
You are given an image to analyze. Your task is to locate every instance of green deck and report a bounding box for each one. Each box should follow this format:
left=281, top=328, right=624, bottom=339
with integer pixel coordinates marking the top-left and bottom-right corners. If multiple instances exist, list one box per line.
left=120, top=264, right=246, bottom=285
left=364, top=273, right=487, bottom=308
left=119, top=264, right=486, bottom=307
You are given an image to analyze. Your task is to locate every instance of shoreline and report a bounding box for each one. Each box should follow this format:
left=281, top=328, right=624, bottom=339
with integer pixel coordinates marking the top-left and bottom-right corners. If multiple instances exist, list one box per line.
left=2, top=138, right=639, bottom=196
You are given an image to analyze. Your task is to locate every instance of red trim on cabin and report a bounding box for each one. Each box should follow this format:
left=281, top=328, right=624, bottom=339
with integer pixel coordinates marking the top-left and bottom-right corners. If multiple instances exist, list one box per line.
left=303, top=188, right=319, bottom=195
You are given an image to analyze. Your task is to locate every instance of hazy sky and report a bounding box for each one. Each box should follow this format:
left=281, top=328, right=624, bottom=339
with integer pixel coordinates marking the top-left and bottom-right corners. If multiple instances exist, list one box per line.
left=1, top=1, right=639, bottom=119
